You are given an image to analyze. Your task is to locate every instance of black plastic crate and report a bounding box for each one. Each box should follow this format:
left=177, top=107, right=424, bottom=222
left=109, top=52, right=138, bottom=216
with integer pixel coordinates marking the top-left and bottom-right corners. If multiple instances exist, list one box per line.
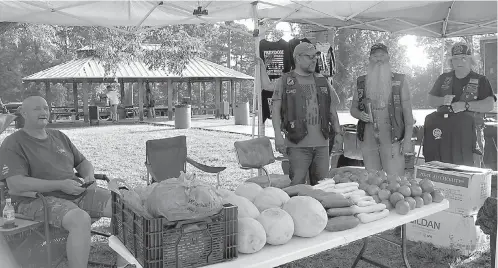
left=112, top=191, right=238, bottom=268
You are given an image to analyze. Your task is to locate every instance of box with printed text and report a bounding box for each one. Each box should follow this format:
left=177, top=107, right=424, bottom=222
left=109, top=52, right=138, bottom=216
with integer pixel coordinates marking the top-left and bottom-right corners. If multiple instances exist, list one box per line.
left=406, top=210, right=487, bottom=256
left=414, top=161, right=492, bottom=215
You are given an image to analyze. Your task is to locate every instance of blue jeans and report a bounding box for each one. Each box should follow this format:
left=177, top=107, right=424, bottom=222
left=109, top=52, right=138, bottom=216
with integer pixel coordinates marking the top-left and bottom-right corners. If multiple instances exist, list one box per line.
left=287, top=146, right=329, bottom=186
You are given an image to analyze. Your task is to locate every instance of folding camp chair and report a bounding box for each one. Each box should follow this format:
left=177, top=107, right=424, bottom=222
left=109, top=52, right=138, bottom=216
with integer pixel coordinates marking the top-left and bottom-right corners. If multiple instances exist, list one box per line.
left=0, top=174, right=114, bottom=268
left=144, top=136, right=226, bottom=186
left=234, top=136, right=290, bottom=188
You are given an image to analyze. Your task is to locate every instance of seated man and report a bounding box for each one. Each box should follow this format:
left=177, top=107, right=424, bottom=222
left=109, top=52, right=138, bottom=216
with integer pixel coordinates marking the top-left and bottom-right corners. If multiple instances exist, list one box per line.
left=0, top=96, right=112, bottom=268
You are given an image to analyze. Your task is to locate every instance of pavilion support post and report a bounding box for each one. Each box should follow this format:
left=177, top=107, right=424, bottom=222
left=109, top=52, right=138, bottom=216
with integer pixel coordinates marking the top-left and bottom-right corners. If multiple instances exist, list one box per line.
left=202, top=82, right=207, bottom=115
left=138, top=79, right=144, bottom=121
left=120, top=80, right=125, bottom=105
left=229, top=80, right=234, bottom=115
left=82, top=80, right=89, bottom=123
left=215, top=78, right=221, bottom=118
left=44, top=81, right=52, bottom=123
left=72, top=82, right=79, bottom=120
left=167, top=79, right=173, bottom=120
left=197, top=82, right=201, bottom=115
left=188, top=81, right=192, bottom=102
left=175, top=82, right=179, bottom=103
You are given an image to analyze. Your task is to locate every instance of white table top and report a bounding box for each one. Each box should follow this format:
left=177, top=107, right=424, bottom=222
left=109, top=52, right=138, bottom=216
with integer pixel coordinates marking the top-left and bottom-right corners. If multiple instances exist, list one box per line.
left=110, top=200, right=449, bottom=268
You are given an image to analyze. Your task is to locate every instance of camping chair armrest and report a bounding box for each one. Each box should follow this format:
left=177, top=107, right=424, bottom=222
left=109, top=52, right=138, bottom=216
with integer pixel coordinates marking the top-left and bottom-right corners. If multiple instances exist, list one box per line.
left=186, top=157, right=226, bottom=174
left=8, top=190, right=39, bottom=199
left=275, top=156, right=288, bottom=162
left=75, top=173, right=110, bottom=183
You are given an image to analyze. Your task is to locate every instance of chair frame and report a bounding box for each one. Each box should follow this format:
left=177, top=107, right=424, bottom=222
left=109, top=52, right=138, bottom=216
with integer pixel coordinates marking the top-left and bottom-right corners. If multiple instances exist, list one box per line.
left=1, top=173, right=114, bottom=268
left=234, top=136, right=288, bottom=187
left=144, top=136, right=226, bottom=187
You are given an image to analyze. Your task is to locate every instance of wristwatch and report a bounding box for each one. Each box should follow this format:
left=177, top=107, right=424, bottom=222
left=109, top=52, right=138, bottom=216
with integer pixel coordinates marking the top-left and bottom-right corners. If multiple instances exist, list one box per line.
left=465, top=102, right=470, bottom=111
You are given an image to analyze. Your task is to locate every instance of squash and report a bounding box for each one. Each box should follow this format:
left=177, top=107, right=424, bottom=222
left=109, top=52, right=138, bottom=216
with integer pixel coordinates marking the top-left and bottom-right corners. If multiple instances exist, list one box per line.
left=253, top=187, right=290, bottom=212
left=325, top=216, right=360, bottom=232
left=237, top=218, right=267, bottom=254
left=246, top=174, right=291, bottom=189
left=257, top=208, right=294, bottom=245
left=282, top=196, right=328, bottom=238
left=235, top=182, right=263, bottom=202
left=223, top=194, right=260, bottom=219
left=282, top=184, right=313, bottom=197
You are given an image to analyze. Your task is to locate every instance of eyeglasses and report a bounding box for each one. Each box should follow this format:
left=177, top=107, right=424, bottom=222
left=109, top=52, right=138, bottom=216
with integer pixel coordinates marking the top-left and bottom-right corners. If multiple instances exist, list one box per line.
left=300, top=53, right=319, bottom=60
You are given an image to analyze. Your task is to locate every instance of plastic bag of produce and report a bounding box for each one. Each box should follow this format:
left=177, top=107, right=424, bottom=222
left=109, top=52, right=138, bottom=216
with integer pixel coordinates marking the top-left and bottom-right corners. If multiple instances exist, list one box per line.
left=145, top=172, right=223, bottom=221
left=108, top=178, right=154, bottom=218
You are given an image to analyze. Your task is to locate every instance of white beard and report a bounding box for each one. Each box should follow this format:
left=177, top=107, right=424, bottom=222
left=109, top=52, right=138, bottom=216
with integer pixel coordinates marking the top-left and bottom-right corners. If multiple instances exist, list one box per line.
left=366, top=61, right=392, bottom=106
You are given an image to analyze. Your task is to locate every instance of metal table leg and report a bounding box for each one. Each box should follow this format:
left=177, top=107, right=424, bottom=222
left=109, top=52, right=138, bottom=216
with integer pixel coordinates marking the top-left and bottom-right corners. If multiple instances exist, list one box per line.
left=401, top=224, right=411, bottom=268
left=351, top=224, right=411, bottom=268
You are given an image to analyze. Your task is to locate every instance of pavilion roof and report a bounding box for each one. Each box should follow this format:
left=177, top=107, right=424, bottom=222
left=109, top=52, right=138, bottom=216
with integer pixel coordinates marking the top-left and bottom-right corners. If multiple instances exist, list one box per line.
left=22, top=56, right=253, bottom=83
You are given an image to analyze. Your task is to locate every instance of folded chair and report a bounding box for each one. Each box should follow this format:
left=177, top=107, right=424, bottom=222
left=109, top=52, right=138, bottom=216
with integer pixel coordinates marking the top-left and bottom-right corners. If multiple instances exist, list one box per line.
left=144, top=135, right=226, bottom=186
left=0, top=174, right=114, bottom=268
left=234, top=136, right=291, bottom=188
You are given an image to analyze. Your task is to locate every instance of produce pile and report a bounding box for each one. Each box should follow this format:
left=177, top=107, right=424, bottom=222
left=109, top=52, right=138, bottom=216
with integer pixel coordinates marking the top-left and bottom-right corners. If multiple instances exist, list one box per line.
left=217, top=183, right=330, bottom=254
left=329, top=167, right=445, bottom=215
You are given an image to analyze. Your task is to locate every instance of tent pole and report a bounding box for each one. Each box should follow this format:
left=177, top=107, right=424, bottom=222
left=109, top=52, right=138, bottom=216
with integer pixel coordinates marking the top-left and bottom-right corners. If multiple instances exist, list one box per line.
left=252, top=3, right=264, bottom=139
left=252, top=2, right=264, bottom=177
left=441, top=38, right=445, bottom=74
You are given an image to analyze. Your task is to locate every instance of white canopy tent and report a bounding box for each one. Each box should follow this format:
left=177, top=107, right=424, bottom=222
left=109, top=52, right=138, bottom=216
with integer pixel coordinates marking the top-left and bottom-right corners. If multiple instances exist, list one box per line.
left=1, top=0, right=496, bottom=137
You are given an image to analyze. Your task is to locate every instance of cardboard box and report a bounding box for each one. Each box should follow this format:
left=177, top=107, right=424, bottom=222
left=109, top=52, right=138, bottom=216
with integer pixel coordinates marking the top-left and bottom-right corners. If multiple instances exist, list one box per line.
left=406, top=210, right=487, bottom=256
left=414, top=161, right=492, bottom=215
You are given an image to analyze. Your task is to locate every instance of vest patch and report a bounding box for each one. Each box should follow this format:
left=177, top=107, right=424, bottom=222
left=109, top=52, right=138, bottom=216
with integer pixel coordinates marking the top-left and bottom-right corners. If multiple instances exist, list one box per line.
left=393, top=94, right=401, bottom=104
left=320, top=87, right=328, bottom=94
left=286, top=77, right=295, bottom=86
left=442, top=76, right=452, bottom=89
left=286, top=89, right=296, bottom=94
left=469, top=78, right=479, bottom=84
left=392, top=80, right=401, bottom=86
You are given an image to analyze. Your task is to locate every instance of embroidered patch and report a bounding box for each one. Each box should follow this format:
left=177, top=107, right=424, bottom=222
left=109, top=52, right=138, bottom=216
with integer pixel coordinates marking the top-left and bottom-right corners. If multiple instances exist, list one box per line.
left=442, top=76, right=452, bottom=89
left=433, top=128, right=442, bottom=140
left=320, top=87, right=328, bottom=94
left=469, top=78, right=479, bottom=84
left=393, top=94, right=401, bottom=104
left=285, top=89, right=296, bottom=94
left=466, top=84, right=478, bottom=94
left=392, top=80, right=401, bottom=86
left=287, top=77, right=295, bottom=86
left=290, top=121, right=295, bottom=128
left=358, top=88, right=364, bottom=98
left=452, top=44, right=463, bottom=55
left=2, top=165, right=9, bottom=176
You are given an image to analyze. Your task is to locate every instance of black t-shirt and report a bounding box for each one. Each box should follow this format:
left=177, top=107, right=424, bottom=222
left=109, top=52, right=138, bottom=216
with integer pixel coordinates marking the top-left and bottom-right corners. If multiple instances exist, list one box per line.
left=423, top=111, right=477, bottom=166
left=259, top=39, right=291, bottom=80
left=429, top=71, right=496, bottom=101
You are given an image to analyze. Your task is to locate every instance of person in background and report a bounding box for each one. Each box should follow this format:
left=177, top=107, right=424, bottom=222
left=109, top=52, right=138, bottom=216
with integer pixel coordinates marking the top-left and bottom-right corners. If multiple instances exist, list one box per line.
left=350, top=43, right=414, bottom=176
left=259, top=42, right=344, bottom=186
left=106, top=85, right=120, bottom=122
left=428, top=42, right=496, bottom=168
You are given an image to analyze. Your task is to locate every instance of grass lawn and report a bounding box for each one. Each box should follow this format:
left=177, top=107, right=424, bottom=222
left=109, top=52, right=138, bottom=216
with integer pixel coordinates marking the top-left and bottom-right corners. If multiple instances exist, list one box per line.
left=0, top=124, right=492, bottom=268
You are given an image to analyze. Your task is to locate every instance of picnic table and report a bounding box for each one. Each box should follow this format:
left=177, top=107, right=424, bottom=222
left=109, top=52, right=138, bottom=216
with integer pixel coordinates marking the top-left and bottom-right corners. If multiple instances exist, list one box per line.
left=109, top=200, right=449, bottom=268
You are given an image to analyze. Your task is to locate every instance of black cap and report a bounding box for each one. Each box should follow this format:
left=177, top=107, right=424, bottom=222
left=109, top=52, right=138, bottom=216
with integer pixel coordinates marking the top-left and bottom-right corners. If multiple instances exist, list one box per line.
left=370, top=43, right=388, bottom=55
left=451, top=43, right=472, bottom=56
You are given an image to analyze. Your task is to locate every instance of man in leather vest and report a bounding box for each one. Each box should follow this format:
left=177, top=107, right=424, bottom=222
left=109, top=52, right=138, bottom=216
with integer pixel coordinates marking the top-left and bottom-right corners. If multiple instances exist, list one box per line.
left=428, top=42, right=496, bottom=168
left=259, top=42, right=343, bottom=186
left=350, top=43, right=414, bottom=176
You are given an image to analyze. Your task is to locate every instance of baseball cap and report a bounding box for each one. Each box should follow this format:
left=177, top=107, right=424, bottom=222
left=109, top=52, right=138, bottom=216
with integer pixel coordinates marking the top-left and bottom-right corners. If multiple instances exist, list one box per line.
left=370, top=43, right=388, bottom=55
left=293, top=42, right=320, bottom=59
left=451, top=43, right=472, bottom=56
